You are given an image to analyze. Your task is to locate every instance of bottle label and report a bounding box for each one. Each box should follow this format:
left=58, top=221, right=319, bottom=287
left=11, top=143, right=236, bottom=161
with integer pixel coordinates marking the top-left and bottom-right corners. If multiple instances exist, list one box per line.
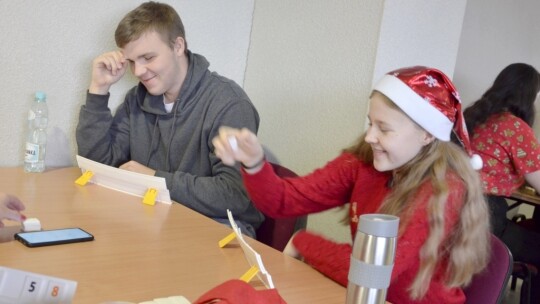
left=28, top=110, right=36, bottom=121
left=25, top=142, right=40, bottom=163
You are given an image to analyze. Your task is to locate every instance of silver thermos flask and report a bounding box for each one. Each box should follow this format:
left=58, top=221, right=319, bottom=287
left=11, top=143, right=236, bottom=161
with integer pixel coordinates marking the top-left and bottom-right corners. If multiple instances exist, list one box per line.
left=346, top=214, right=399, bottom=304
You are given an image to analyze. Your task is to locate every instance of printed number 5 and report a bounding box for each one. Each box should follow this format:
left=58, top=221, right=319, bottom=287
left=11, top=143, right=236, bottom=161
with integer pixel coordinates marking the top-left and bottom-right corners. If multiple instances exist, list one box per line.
left=28, top=281, right=36, bottom=292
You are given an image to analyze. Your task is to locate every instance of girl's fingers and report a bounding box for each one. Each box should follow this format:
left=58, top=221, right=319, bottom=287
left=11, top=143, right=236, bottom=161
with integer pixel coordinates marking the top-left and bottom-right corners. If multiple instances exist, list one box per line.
left=212, top=136, right=235, bottom=166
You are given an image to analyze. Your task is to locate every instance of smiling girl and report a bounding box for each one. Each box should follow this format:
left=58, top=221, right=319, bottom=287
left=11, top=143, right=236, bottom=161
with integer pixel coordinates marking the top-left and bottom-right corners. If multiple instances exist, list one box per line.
left=212, top=66, right=490, bottom=304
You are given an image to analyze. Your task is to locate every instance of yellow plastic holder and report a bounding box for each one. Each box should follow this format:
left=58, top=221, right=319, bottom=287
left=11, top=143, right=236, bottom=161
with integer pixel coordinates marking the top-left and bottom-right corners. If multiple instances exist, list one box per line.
left=239, top=265, right=259, bottom=283
left=74, top=171, right=94, bottom=186
left=218, top=232, right=237, bottom=248
left=143, top=188, right=158, bottom=206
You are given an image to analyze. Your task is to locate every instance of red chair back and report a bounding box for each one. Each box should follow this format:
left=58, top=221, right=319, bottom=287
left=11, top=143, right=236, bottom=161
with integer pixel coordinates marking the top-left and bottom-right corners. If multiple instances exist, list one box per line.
left=255, top=163, right=307, bottom=251
left=463, top=234, right=513, bottom=304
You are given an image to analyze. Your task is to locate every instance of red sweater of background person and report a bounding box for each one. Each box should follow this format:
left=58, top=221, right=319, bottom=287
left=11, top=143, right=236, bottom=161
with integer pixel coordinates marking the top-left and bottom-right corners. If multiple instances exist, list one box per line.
left=242, top=153, right=467, bottom=304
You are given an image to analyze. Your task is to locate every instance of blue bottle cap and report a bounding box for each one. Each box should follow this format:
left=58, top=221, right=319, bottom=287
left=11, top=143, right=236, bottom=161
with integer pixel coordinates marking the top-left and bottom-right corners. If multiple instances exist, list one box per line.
left=35, top=91, right=46, bottom=101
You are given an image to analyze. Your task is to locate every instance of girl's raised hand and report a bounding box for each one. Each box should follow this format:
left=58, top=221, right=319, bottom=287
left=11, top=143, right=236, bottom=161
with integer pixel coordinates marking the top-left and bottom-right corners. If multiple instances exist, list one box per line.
left=212, top=127, right=264, bottom=169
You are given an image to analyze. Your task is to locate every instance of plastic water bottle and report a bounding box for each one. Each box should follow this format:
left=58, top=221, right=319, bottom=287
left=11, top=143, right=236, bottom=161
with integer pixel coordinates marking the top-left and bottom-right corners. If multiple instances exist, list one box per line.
left=24, top=91, right=48, bottom=173
left=346, top=214, right=399, bottom=304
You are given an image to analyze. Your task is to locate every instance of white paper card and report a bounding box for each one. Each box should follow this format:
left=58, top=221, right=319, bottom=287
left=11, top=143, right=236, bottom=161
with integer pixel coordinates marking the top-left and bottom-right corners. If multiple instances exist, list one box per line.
left=0, top=266, right=77, bottom=303
left=76, top=155, right=171, bottom=204
left=227, top=209, right=274, bottom=289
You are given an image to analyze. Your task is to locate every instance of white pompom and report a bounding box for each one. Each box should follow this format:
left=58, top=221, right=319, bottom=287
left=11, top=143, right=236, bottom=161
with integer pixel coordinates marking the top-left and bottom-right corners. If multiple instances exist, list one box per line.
left=470, top=154, right=483, bottom=170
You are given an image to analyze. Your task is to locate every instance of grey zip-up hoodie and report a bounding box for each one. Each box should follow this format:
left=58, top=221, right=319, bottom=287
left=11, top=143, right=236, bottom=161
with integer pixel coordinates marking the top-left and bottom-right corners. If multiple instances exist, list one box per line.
left=76, top=51, right=264, bottom=229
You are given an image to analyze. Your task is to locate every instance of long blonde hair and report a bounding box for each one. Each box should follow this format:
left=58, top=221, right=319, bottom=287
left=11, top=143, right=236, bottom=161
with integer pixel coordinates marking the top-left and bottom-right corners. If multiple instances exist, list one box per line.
left=345, top=99, right=491, bottom=299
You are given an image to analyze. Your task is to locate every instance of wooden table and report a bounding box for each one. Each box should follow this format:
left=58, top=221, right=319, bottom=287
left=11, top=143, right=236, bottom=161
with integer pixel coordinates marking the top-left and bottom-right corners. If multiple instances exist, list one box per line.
left=505, top=186, right=540, bottom=211
left=0, top=167, right=346, bottom=303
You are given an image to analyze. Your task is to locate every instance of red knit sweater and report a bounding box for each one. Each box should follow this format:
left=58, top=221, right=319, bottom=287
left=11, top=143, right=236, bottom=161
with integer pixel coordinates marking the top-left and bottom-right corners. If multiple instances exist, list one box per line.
left=242, top=153, right=466, bottom=304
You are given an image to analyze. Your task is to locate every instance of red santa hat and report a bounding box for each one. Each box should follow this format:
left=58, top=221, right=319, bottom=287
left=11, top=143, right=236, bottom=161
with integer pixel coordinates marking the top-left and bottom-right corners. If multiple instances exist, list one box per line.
left=373, top=66, right=483, bottom=170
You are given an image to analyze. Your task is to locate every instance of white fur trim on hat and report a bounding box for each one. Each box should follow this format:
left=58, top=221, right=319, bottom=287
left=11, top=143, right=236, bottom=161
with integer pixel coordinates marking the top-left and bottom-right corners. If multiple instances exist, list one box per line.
left=470, top=154, right=483, bottom=170
left=373, top=74, right=453, bottom=141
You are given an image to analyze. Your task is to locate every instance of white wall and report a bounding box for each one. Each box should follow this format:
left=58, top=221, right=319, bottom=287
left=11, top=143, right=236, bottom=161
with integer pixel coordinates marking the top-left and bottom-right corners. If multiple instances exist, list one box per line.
left=0, top=0, right=254, bottom=167
left=372, top=1, right=467, bottom=82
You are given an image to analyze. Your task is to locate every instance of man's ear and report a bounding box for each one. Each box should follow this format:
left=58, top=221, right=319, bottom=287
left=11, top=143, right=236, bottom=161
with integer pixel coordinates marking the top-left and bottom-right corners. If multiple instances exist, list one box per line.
left=174, top=37, right=186, bottom=55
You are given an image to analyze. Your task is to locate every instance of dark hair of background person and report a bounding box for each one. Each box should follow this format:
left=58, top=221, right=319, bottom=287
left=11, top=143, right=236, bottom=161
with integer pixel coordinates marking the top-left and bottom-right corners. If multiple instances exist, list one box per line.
left=463, top=63, right=540, bottom=134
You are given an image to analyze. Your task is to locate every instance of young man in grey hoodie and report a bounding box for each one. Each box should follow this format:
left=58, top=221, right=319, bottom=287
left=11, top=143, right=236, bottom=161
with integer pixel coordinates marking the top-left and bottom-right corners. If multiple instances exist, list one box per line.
left=76, top=1, right=263, bottom=236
